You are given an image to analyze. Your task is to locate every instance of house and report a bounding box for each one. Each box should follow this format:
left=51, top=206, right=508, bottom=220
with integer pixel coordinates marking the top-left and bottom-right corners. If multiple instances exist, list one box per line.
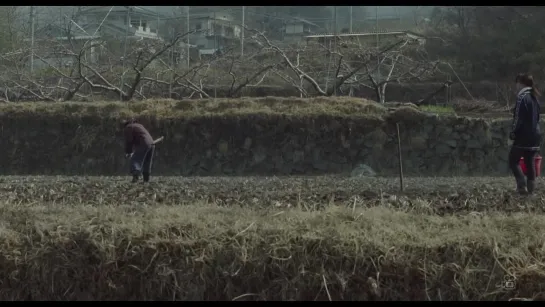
left=282, top=17, right=319, bottom=44
left=188, top=12, right=241, bottom=58
left=26, top=6, right=168, bottom=70
left=76, top=6, right=164, bottom=40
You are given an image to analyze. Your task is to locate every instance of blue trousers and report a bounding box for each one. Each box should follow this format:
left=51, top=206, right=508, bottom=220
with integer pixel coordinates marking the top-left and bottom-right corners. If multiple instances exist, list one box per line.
left=130, top=145, right=155, bottom=176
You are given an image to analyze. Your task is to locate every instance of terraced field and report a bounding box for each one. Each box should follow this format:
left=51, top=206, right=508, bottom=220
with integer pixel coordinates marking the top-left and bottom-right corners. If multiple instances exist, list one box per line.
left=1, top=175, right=544, bottom=300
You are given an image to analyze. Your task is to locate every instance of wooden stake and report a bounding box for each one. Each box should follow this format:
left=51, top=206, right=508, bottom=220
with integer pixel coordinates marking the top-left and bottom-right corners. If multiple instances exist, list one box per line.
left=396, top=123, right=404, bottom=192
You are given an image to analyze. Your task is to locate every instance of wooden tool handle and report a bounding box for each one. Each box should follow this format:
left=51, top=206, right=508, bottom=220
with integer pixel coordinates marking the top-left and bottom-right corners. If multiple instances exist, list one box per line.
left=153, top=136, right=164, bottom=144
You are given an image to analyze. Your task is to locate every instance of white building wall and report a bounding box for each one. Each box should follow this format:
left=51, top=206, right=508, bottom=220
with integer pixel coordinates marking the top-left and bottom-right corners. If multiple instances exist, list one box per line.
left=285, top=24, right=304, bottom=34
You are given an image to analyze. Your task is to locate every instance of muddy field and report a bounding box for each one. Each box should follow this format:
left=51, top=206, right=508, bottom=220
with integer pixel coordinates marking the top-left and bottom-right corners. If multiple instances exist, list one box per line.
left=0, top=175, right=542, bottom=215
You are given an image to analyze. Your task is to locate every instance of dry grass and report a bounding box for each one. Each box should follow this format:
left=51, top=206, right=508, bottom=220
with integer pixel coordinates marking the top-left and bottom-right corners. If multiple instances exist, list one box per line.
left=387, top=106, right=435, bottom=123
left=452, top=99, right=507, bottom=113
left=0, top=97, right=507, bottom=124
left=420, top=105, right=456, bottom=114
left=0, top=176, right=544, bottom=300
left=0, top=200, right=544, bottom=300
left=0, top=97, right=388, bottom=119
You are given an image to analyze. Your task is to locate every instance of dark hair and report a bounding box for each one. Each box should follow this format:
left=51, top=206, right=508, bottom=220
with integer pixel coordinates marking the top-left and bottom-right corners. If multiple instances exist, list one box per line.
left=516, top=73, right=540, bottom=98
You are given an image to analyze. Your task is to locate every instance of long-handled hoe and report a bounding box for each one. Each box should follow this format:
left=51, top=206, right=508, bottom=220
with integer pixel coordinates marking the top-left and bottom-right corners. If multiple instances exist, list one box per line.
left=125, top=136, right=165, bottom=160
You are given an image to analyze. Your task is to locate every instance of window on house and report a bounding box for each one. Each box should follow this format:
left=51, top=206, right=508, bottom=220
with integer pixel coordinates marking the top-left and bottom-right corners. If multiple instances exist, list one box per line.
left=142, top=22, right=147, bottom=30
left=130, top=19, right=139, bottom=28
left=196, top=23, right=202, bottom=30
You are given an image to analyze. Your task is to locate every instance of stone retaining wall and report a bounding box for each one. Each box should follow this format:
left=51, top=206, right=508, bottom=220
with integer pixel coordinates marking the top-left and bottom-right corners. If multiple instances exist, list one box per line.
left=0, top=101, right=533, bottom=176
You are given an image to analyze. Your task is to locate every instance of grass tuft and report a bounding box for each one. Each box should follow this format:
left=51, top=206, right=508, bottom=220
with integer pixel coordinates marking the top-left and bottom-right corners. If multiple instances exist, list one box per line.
left=0, top=202, right=543, bottom=300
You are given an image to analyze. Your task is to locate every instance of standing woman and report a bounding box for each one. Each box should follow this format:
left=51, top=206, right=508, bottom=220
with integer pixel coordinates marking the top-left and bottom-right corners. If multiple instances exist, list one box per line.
left=509, top=73, right=542, bottom=194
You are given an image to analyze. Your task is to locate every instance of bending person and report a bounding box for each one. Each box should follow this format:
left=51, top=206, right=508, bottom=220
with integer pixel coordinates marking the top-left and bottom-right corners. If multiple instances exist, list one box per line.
left=122, top=119, right=156, bottom=183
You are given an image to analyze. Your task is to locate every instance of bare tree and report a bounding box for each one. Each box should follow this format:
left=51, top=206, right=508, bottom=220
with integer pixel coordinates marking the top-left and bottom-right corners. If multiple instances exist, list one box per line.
left=0, top=12, right=441, bottom=103
left=246, top=28, right=440, bottom=102
left=0, top=12, right=216, bottom=102
left=359, top=41, right=440, bottom=103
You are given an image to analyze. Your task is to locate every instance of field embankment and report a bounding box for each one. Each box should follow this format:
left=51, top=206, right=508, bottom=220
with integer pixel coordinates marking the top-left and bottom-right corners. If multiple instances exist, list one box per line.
left=0, top=175, right=544, bottom=300
left=0, top=97, right=529, bottom=176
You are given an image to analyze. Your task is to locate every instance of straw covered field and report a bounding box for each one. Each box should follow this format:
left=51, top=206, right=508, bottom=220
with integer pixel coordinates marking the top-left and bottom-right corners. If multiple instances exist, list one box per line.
left=0, top=97, right=544, bottom=301
left=1, top=175, right=545, bottom=301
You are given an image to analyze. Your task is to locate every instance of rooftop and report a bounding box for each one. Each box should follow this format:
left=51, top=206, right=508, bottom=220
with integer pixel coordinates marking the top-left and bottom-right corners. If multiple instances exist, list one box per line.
left=285, top=17, right=319, bottom=28
left=305, top=30, right=426, bottom=39
left=194, top=12, right=235, bottom=21
left=79, top=6, right=168, bottom=19
left=30, top=20, right=163, bottom=41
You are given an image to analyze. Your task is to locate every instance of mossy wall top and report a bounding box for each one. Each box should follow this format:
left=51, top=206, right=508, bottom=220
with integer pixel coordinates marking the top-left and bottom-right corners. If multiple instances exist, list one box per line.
left=0, top=98, right=531, bottom=176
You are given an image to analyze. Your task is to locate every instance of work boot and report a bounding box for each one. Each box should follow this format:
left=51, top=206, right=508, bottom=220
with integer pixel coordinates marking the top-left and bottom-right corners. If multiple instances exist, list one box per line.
left=516, top=177, right=527, bottom=195
left=131, top=174, right=140, bottom=183
left=143, top=172, right=150, bottom=183
left=527, top=180, right=536, bottom=194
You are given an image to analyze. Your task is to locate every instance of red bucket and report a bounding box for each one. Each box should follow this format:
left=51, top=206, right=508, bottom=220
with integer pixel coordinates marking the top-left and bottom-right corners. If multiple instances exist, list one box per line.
left=520, top=154, right=542, bottom=177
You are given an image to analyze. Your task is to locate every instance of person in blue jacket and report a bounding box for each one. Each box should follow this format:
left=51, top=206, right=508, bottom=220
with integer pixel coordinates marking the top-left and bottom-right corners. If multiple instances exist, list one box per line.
left=509, top=73, right=542, bottom=194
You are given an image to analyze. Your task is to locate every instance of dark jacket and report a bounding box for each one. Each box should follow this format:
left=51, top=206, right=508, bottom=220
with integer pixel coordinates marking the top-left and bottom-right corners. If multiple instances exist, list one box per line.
left=511, top=87, right=541, bottom=149
left=124, top=123, right=154, bottom=154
